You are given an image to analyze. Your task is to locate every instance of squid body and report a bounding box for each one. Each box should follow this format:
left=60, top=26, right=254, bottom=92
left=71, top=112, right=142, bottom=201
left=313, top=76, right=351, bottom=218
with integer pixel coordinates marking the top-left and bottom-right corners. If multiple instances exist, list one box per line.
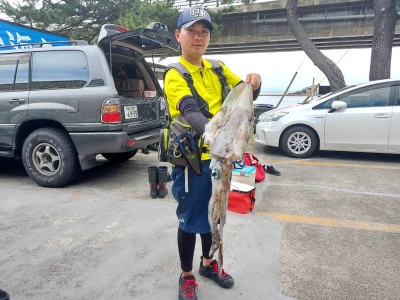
left=203, top=83, right=254, bottom=273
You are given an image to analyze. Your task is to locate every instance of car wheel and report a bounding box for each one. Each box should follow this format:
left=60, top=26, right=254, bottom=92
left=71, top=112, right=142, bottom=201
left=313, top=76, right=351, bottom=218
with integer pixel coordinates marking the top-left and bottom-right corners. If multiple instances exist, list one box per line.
left=281, top=126, right=317, bottom=158
left=101, top=150, right=138, bottom=162
left=22, top=128, right=80, bottom=187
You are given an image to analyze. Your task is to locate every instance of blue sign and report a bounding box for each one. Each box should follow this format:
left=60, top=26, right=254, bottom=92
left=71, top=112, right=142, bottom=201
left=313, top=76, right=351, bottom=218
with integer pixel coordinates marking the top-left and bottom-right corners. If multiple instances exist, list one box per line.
left=0, top=20, right=70, bottom=50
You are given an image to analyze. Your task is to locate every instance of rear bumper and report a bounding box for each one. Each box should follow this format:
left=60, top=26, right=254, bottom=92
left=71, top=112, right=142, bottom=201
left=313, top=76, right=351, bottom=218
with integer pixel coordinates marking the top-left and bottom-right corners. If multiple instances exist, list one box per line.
left=70, top=128, right=160, bottom=155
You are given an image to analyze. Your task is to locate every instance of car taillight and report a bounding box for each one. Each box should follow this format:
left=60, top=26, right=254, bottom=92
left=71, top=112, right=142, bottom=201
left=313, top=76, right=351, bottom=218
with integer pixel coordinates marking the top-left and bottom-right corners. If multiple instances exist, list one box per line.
left=102, top=98, right=121, bottom=123
left=116, top=25, right=129, bottom=32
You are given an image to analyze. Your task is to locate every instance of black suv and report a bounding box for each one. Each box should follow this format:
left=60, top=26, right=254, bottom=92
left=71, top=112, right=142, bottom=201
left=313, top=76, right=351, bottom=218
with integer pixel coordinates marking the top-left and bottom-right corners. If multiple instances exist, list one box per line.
left=0, top=23, right=179, bottom=187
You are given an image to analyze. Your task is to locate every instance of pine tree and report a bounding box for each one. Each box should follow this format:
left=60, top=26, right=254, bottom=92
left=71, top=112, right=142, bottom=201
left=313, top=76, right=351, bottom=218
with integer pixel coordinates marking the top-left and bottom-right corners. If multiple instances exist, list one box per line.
left=0, top=0, right=136, bottom=43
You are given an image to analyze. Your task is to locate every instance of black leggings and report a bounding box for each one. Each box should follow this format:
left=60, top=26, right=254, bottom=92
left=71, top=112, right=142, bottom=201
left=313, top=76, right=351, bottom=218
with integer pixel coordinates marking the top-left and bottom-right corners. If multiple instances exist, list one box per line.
left=178, top=228, right=213, bottom=272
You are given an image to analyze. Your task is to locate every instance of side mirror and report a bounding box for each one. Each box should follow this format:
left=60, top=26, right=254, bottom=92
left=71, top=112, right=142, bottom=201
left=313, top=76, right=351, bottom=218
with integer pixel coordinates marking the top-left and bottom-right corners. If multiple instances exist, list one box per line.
left=328, top=100, right=347, bottom=113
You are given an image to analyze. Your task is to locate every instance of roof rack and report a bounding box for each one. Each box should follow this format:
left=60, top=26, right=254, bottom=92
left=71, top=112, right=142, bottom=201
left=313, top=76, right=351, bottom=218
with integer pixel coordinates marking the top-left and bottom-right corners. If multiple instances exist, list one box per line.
left=0, top=40, right=89, bottom=49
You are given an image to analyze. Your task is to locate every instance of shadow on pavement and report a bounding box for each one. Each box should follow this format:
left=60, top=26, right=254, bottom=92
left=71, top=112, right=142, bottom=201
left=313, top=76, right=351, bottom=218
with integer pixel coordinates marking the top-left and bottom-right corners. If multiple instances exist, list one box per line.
left=0, top=157, right=26, bottom=177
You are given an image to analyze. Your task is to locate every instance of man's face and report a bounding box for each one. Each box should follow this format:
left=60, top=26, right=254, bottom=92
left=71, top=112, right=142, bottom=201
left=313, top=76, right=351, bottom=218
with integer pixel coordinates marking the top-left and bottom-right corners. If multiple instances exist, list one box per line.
left=175, top=21, right=211, bottom=59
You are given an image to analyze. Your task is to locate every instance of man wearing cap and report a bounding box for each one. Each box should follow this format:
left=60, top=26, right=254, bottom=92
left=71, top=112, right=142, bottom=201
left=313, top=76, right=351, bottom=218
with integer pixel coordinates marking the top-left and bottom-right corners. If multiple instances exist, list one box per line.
left=164, top=6, right=261, bottom=300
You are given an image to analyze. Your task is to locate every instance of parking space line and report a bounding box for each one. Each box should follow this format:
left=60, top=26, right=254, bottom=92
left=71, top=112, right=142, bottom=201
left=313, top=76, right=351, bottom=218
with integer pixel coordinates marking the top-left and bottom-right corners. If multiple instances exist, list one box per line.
left=268, top=159, right=400, bottom=170
left=289, top=160, right=400, bottom=169
left=256, top=158, right=400, bottom=169
left=268, top=183, right=400, bottom=198
left=257, top=212, right=400, bottom=233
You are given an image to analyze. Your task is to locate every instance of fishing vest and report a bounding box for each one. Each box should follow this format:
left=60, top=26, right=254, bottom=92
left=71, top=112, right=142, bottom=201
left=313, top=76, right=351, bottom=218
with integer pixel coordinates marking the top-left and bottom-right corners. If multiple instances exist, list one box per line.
left=158, top=59, right=233, bottom=170
left=164, top=59, right=231, bottom=119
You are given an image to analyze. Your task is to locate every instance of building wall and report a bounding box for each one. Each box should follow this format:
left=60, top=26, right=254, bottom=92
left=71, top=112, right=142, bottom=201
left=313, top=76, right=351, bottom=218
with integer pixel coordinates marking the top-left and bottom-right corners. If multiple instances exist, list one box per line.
left=213, top=0, right=397, bottom=44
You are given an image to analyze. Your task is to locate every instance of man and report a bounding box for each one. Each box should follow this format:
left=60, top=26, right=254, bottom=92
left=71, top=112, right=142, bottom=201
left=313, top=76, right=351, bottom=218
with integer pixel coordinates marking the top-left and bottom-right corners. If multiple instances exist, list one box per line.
left=164, top=6, right=261, bottom=300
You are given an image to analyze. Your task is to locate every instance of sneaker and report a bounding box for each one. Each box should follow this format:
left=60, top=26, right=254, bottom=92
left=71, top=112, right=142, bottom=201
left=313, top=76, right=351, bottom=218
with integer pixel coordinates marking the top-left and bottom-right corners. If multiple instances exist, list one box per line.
left=178, top=274, right=198, bottom=300
left=0, top=289, right=10, bottom=300
left=141, top=147, right=150, bottom=154
left=199, top=259, right=234, bottom=288
left=265, top=165, right=281, bottom=176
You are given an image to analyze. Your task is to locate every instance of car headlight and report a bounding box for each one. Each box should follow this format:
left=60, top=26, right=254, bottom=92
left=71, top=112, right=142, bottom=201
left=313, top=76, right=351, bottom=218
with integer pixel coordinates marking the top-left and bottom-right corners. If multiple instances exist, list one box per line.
left=259, top=111, right=289, bottom=122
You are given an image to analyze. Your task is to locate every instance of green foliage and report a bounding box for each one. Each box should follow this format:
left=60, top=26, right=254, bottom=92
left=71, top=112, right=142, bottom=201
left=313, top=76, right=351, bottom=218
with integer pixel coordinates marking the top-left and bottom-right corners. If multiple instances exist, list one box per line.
left=118, top=0, right=179, bottom=34
left=0, top=0, right=136, bottom=43
left=207, top=8, right=228, bottom=40
left=0, top=0, right=251, bottom=43
left=117, top=1, right=232, bottom=40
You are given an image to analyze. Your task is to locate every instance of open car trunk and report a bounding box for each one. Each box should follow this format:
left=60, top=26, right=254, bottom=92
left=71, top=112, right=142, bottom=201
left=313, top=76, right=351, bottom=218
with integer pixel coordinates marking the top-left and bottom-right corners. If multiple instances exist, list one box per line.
left=98, top=25, right=179, bottom=135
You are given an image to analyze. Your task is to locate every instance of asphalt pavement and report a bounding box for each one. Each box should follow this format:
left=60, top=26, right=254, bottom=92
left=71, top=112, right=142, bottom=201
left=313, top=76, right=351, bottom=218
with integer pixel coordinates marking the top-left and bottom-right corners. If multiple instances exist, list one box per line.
left=0, top=144, right=399, bottom=300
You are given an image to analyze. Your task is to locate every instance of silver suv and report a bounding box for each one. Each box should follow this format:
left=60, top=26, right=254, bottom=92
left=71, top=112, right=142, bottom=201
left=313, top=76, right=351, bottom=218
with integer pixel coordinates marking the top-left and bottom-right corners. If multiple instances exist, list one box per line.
left=0, top=24, right=179, bottom=187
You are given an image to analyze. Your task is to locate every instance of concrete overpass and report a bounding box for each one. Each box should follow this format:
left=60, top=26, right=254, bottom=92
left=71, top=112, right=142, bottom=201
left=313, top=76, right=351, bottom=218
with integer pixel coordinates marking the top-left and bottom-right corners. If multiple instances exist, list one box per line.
left=203, top=0, right=400, bottom=54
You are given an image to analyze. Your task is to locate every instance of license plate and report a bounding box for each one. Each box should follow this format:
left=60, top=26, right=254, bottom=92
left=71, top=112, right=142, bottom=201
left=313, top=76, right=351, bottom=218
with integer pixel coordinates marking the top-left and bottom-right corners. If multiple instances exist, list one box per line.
left=124, top=105, right=138, bottom=119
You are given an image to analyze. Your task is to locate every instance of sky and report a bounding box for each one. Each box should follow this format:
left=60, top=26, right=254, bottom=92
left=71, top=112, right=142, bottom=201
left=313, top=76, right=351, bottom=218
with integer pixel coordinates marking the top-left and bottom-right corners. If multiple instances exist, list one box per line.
left=0, top=0, right=17, bottom=21
left=158, top=47, right=400, bottom=93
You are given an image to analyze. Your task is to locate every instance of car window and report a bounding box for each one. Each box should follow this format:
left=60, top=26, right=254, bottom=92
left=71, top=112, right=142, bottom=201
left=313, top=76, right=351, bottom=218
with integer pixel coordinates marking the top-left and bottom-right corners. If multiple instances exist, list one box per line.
left=314, top=86, right=391, bottom=109
left=314, top=98, right=336, bottom=110
left=306, top=85, right=356, bottom=105
left=0, top=54, right=30, bottom=92
left=340, top=92, right=371, bottom=108
left=396, top=87, right=400, bottom=106
left=0, top=55, right=17, bottom=91
left=32, top=50, right=89, bottom=90
left=361, top=86, right=391, bottom=107
left=15, top=56, right=30, bottom=91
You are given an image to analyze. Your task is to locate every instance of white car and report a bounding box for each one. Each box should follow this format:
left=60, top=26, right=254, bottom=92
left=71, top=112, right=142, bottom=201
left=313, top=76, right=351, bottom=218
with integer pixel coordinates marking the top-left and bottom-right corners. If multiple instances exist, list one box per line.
left=255, top=79, right=400, bottom=158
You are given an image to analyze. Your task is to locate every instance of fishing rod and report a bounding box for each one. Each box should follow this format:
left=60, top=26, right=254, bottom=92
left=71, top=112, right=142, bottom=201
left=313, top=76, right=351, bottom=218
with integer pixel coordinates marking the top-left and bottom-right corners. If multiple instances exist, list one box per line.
left=275, top=55, right=306, bottom=108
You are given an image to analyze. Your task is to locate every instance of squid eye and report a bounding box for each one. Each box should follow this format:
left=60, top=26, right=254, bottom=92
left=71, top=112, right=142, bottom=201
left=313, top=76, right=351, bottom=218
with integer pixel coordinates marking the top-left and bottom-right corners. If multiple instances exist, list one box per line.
left=211, top=168, right=221, bottom=180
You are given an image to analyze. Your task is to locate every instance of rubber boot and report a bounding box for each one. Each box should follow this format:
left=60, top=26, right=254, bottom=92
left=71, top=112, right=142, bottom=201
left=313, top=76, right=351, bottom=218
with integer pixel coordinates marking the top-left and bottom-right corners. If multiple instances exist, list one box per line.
left=148, top=166, right=158, bottom=199
left=157, top=166, right=169, bottom=198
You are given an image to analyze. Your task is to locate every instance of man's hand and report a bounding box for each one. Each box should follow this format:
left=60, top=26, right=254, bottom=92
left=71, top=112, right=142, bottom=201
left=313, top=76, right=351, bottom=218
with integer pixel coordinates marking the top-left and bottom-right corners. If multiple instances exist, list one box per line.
left=245, top=73, right=261, bottom=91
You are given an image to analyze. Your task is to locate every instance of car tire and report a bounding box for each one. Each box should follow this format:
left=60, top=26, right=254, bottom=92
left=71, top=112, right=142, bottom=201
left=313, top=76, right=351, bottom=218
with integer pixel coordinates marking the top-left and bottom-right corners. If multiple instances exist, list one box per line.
left=281, top=126, right=318, bottom=158
left=101, top=150, right=138, bottom=162
left=22, top=128, right=80, bottom=188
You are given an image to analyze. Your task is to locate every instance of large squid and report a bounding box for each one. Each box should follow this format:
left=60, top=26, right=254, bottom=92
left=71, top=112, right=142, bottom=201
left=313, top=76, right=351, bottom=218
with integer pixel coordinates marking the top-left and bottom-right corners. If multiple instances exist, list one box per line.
left=203, top=83, right=254, bottom=273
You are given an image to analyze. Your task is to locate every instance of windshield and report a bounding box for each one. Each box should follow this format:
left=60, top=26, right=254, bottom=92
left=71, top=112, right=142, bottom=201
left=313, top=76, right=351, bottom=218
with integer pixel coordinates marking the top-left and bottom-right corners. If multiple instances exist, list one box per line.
left=303, top=84, right=355, bottom=104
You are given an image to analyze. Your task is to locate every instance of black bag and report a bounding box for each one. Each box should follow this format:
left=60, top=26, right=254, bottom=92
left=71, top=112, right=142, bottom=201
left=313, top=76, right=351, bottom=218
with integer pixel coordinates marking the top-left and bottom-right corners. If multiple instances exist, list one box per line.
left=158, top=115, right=203, bottom=175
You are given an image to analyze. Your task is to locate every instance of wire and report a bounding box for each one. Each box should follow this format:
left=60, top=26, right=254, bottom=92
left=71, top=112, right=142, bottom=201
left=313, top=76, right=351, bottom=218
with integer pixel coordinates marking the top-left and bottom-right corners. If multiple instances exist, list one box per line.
left=296, top=54, right=307, bottom=72
left=317, top=48, right=350, bottom=85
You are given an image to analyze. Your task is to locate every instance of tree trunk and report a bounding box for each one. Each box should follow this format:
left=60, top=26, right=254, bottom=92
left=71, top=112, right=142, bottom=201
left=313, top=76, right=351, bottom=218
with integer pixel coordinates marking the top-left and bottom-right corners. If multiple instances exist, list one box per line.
left=286, top=0, right=346, bottom=92
left=369, top=0, right=399, bottom=81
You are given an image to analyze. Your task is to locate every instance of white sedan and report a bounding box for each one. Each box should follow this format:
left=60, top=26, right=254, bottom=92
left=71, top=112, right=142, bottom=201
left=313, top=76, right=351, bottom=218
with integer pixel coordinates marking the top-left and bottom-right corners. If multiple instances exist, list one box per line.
left=255, top=79, right=400, bottom=158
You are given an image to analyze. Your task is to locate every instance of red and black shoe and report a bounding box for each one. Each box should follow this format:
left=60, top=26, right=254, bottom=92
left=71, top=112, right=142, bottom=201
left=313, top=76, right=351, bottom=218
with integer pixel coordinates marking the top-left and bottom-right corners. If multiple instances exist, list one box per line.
left=178, top=274, right=198, bottom=300
left=199, top=259, right=234, bottom=288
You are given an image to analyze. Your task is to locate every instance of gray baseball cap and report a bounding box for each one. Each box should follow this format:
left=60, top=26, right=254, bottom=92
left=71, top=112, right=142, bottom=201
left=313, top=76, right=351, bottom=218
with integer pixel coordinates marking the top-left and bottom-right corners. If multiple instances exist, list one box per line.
left=177, top=6, right=213, bottom=31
